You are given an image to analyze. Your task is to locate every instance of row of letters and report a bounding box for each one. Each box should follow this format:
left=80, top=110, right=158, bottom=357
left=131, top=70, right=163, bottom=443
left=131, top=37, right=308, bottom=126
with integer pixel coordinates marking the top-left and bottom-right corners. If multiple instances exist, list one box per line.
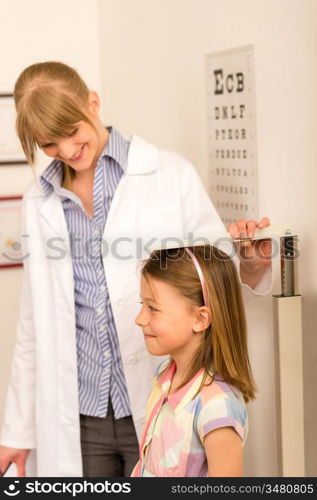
left=214, top=128, right=247, bottom=140
left=216, top=201, right=249, bottom=211
left=215, top=149, right=248, bottom=159
left=216, top=185, right=250, bottom=195
left=215, top=167, right=248, bottom=177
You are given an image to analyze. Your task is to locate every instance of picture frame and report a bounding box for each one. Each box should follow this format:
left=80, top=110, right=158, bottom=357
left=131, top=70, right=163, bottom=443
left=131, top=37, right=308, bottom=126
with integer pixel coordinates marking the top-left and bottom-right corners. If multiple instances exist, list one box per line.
left=0, top=195, right=24, bottom=268
left=0, top=94, right=28, bottom=165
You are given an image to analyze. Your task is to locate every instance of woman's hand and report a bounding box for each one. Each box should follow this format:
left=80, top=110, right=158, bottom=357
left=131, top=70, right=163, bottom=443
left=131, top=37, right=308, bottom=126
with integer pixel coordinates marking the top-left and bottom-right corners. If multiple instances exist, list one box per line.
left=228, top=217, right=272, bottom=289
left=0, top=445, right=30, bottom=477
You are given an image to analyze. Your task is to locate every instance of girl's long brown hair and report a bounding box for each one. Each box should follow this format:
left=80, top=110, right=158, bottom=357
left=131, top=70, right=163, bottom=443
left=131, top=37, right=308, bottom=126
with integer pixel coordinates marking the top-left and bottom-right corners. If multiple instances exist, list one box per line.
left=13, top=61, right=96, bottom=189
left=141, top=246, right=257, bottom=403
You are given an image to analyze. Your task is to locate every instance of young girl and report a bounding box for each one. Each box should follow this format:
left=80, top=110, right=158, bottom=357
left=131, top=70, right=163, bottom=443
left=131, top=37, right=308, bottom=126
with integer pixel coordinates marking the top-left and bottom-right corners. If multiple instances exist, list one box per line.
left=0, top=61, right=270, bottom=477
left=132, top=245, right=256, bottom=477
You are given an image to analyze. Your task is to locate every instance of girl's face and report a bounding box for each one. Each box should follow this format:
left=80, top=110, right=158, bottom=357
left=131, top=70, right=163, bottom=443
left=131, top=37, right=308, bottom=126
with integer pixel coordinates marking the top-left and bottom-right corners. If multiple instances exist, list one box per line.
left=135, top=275, right=205, bottom=361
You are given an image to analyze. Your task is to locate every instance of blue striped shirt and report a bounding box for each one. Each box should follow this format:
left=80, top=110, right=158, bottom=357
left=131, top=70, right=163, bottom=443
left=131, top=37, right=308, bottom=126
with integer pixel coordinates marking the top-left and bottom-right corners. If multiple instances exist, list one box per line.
left=40, top=127, right=132, bottom=419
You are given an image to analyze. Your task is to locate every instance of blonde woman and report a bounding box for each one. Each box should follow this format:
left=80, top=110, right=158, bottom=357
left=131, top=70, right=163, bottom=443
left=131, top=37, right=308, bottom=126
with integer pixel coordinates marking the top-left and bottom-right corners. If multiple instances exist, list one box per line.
left=132, top=246, right=255, bottom=477
left=0, top=61, right=271, bottom=477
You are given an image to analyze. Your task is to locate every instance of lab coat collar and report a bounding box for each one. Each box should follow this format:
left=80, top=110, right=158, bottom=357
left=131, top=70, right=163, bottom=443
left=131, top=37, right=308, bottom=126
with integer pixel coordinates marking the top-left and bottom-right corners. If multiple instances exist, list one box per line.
left=125, top=134, right=159, bottom=175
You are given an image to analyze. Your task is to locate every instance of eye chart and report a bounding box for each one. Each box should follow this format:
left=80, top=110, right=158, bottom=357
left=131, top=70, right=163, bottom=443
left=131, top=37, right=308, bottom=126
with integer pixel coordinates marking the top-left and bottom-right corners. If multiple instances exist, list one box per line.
left=206, top=45, right=258, bottom=225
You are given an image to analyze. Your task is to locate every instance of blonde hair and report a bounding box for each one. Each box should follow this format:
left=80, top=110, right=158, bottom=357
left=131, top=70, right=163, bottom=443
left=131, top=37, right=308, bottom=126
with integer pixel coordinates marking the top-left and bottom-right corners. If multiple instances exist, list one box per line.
left=14, top=61, right=96, bottom=189
left=141, top=246, right=257, bottom=403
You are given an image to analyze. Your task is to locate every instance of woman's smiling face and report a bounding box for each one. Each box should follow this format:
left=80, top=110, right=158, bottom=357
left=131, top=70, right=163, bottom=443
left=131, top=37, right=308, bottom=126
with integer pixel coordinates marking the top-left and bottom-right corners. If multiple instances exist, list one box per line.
left=38, top=120, right=102, bottom=172
left=37, top=91, right=107, bottom=173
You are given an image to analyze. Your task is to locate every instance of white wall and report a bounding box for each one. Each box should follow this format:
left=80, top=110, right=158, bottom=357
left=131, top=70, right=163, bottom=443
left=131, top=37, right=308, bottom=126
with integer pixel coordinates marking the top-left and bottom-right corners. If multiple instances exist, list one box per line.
left=99, top=0, right=317, bottom=476
left=0, top=0, right=102, bottom=425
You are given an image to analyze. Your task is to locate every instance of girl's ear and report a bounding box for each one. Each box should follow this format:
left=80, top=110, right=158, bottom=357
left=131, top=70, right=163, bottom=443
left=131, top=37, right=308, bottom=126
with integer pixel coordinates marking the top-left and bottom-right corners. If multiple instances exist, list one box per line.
left=87, top=91, right=100, bottom=114
left=192, top=307, right=211, bottom=333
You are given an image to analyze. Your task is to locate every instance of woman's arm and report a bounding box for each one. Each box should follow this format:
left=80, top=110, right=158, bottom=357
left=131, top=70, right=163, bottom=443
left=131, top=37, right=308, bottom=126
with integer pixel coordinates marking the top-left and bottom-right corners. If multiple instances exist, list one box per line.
left=204, top=427, right=243, bottom=477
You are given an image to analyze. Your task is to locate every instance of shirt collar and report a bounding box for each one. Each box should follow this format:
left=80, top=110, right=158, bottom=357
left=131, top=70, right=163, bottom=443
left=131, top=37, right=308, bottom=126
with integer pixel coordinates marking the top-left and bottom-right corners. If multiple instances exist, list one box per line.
left=103, top=126, right=129, bottom=170
left=158, top=361, right=206, bottom=414
left=157, top=361, right=223, bottom=414
left=39, top=126, right=129, bottom=197
left=39, top=160, right=63, bottom=197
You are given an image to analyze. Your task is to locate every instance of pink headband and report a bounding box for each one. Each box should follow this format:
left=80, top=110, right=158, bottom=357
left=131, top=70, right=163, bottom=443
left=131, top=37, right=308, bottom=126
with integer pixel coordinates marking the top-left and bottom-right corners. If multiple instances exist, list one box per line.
left=185, top=248, right=209, bottom=307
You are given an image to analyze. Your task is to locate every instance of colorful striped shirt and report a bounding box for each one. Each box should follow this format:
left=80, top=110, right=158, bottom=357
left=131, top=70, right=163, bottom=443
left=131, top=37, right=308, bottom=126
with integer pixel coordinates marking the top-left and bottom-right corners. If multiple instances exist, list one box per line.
left=132, top=359, right=248, bottom=477
left=39, top=127, right=132, bottom=419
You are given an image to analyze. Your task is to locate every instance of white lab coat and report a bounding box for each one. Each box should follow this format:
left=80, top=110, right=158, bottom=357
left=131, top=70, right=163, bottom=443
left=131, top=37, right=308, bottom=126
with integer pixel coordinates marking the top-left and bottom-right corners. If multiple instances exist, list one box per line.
left=0, top=135, right=266, bottom=477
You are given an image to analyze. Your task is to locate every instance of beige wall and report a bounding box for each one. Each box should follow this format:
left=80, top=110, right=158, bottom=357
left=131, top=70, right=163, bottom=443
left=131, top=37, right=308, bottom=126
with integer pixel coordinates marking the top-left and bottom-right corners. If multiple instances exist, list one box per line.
left=99, top=0, right=317, bottom=476
left=0, top=0, right=102, bottom=424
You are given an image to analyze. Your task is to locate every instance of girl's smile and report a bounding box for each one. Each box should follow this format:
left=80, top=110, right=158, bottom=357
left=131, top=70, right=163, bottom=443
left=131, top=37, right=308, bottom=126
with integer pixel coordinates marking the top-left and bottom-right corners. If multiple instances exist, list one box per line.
left=135, top=275, right=205, bottom=363
left=143, top=333, right=156, bottom=339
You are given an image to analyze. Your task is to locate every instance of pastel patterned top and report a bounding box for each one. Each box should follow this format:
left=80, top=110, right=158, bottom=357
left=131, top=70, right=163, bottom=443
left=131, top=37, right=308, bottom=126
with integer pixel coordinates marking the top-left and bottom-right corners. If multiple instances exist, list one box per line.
left=131, top=360, right=248, bottom=477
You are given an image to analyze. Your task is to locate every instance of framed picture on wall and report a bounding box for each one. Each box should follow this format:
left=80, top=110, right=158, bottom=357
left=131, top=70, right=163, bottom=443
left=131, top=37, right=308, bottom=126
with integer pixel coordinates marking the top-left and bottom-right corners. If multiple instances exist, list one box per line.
left=0, top=94, right=27, bottom=165
left=0, top=195, right=24, bottom=268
